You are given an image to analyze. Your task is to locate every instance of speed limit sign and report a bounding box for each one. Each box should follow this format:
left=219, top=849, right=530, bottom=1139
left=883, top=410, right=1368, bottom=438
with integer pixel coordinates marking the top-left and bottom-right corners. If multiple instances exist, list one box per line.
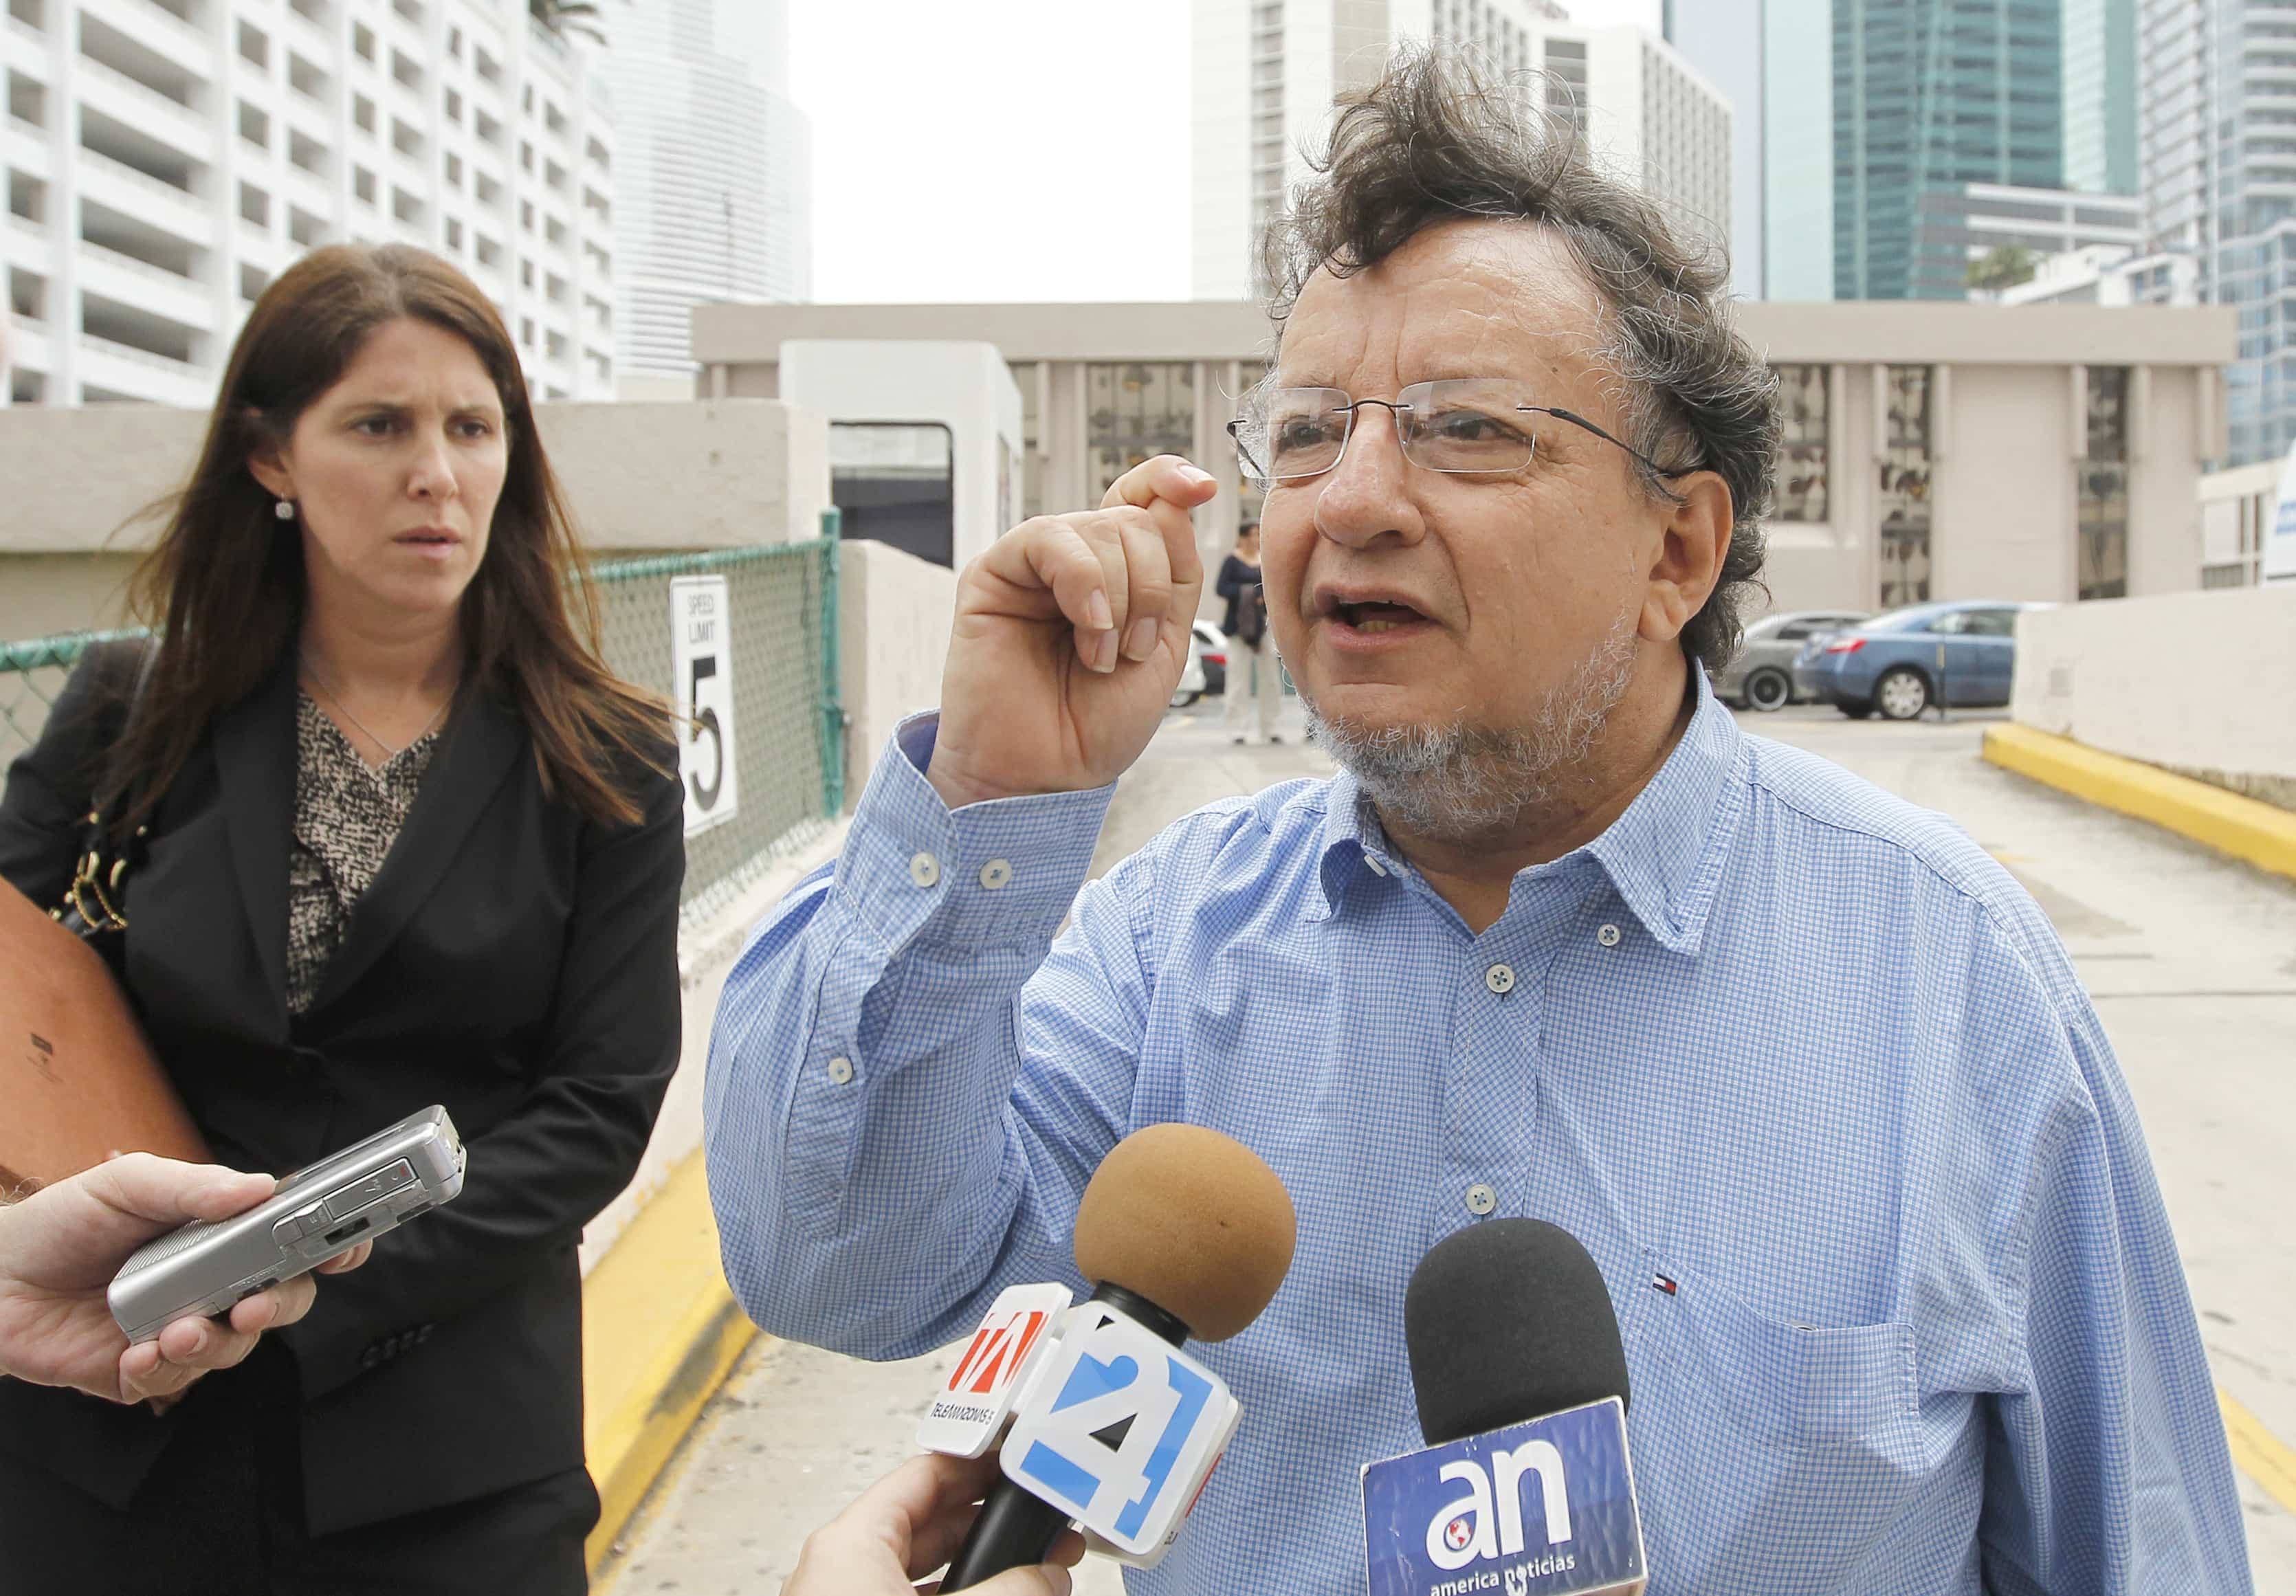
left=671, top=576, right=740, bottom=837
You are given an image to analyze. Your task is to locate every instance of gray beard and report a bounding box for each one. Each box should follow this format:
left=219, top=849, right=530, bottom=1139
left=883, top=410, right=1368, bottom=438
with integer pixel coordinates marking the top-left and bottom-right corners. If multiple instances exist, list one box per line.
left=1301, top=612, right=1641, bottom=843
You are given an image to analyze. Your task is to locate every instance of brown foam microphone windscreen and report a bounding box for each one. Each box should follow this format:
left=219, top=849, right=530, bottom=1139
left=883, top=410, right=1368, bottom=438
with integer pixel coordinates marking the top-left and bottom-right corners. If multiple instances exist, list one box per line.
left=1070, top=1123, right=1297, bottom=1342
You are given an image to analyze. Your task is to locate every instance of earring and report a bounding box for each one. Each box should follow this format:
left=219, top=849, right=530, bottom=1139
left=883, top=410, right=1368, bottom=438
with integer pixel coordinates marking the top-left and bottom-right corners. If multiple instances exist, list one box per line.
left=274, top=498, right=296, bottom=521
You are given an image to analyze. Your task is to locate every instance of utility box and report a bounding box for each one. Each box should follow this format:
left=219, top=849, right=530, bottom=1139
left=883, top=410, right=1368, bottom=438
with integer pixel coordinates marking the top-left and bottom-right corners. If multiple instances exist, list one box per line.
left=780, top=341, right=1024, bottom=571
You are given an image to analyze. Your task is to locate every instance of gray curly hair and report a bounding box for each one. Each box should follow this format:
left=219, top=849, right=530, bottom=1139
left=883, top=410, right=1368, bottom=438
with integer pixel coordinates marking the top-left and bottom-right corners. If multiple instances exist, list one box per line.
left=1259, top=45, right=1777, bottom=672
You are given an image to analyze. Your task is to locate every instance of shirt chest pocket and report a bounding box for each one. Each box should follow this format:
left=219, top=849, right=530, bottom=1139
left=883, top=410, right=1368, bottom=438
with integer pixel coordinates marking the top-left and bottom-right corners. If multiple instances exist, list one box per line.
left=1625, top=1254, right=1919, bottom=1453
left=1620, top=1257, right=1947, bottom=1592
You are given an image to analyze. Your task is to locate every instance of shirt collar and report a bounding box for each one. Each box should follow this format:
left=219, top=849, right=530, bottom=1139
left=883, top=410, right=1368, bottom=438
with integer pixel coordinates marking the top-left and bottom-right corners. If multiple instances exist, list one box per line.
left=1308, top=667, right=1747, bottom=955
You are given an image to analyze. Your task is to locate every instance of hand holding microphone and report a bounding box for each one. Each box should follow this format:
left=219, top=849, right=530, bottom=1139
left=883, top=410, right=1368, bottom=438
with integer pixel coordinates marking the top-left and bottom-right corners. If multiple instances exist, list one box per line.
left=920, top=1123, right=1298, bottom=1591
left=1362, top=1219, right=1648, bottom=1596
left=780, top=1452, right=1083, bottom=1596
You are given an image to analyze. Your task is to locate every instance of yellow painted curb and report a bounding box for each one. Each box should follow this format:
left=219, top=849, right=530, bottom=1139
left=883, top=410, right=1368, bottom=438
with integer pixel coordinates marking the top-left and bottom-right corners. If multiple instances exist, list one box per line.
left=580, top=1146, right=764, bottom=1571
left=2222, top=1388, right=2296, bottom=1518
left=1982, top=724, right=2296, bottom=885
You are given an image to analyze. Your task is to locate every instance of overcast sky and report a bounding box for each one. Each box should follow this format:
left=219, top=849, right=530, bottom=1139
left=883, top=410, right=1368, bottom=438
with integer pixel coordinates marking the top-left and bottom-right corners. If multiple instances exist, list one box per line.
left=788, top=0, right=1665, bottom=303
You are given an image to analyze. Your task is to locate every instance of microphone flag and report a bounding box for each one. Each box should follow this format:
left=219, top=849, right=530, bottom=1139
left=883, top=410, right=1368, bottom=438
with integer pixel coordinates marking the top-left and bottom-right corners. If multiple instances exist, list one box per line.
left=1360, top=1397, right=1646, bottom=1596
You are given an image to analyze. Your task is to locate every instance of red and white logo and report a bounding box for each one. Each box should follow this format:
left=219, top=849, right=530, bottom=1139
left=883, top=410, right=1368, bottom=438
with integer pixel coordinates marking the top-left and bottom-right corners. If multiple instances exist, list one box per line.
left=945, top=1305, right=1054, bottom=1398
left=1444, top=1516, right=1475, bottom=1553
left=914, top=1283, right=1074, bottom=1460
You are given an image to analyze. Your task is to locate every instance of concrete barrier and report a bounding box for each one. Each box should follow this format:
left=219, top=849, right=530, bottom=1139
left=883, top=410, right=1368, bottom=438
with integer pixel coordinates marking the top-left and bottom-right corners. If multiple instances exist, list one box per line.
left=2009, top=585, right=2296, bottom=809
left=1991, top=586, right=2296, bottom=881
left=837, top=537, right=957, bottom=808
left=574, top=535, right=956, bottom=1566
left=0, top=399, right=832, bottom=639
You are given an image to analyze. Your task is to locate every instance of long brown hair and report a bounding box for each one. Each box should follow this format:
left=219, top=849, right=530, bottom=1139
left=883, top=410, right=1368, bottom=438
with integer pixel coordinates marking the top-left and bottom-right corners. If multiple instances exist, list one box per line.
left=120, top=243, right=673, bottom=828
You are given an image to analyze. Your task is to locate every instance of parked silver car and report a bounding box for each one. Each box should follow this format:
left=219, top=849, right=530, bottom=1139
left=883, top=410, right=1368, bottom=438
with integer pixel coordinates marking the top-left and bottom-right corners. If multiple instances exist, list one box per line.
left=1717, top=609, right=1872, bottom=711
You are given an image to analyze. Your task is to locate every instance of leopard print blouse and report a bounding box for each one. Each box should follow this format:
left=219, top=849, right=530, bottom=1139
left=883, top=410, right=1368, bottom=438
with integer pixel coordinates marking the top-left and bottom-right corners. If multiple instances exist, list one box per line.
left=285, top=692, right=442, bottom=1015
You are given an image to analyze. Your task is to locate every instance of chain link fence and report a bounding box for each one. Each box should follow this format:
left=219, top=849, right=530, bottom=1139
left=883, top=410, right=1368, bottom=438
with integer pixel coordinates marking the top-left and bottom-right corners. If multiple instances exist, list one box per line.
left=0, top=539, right=843, bottom=932
left=590, top=538, right=844, bottom=928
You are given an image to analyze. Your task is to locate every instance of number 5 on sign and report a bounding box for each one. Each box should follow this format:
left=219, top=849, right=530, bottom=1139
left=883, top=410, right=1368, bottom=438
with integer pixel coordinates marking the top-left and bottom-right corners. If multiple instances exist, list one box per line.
left=671, top=575, right=740, bottom=837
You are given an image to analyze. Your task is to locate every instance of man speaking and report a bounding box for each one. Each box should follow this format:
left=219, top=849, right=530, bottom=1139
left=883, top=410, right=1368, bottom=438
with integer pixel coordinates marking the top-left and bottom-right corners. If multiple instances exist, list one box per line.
left=705, top=48, right=2250, bottom=1594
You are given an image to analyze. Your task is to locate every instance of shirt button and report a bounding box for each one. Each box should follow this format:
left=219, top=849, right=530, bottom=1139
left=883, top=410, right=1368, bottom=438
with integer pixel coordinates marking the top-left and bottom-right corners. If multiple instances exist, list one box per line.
left=909, top=852, right=941, bottom=888
left=1465, top=1184, right=1498, bottom=1216
left=979, top=858, right=1013, bottom=890
left=1484, top=963, right=1516, bottom=995
left=1596, top=923, right=1622, bottom=948
left=826, top=1056, right=854, bottom=1085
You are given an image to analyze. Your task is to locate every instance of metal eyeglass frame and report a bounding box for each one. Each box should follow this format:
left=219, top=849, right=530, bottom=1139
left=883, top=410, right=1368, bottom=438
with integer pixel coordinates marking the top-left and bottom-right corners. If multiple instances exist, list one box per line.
left=1226, top=392, right=1698, bottom=486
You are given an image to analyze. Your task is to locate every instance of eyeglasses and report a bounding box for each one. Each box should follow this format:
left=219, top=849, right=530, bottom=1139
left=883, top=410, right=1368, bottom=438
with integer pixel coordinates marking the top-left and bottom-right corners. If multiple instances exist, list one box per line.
left=1226, top=379, right=1695, bottom=487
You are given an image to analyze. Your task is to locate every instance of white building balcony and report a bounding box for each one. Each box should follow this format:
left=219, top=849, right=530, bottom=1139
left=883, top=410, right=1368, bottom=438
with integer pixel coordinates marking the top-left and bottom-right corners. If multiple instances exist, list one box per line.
left=5, top=115, right=50, bottom=180
left=82, top=0, right=214, bottom=84
left=76, top=149, right=217, bottom=247
left=8, top=313, right=52, bottom=373
left=1, top=17, right=49, bottom=82
left=77, top=331, right=210, bottom=406
left=3, top=212, right=49, bottom=273
left=282, top=3, right=331, bottom=67
left=74, top=58, right=214, bottom=164
left=77, top=240, right=215, bottom=331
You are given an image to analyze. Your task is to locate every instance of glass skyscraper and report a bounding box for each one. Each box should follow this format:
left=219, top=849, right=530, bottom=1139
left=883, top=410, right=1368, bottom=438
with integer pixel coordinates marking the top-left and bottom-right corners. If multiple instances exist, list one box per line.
left=1758, top=0, right=2141, bottom=300
left=1833, top=1, right=2066, bottom=299
left=2064, top=0, right=2139, bottom=193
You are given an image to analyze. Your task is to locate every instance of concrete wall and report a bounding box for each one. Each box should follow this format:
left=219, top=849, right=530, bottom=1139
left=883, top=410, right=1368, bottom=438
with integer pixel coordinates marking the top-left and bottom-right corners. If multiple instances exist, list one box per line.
left=580, top=535, right=961, bottom=1267
left=0, top=399, right=832, bottom=639
left=837, top=537, right=957, bottom=808
left=1938, top=364, right=2081, bottom=599
left=780, top=340, right=1024, bottom=572
left=2011, top=585, right=2296, bottom=803
left=694, top=299, right=2235, bottom=624
left=583, top=537, right=969, bottom=1276
left=1748, top=360, right=2213, bottom=619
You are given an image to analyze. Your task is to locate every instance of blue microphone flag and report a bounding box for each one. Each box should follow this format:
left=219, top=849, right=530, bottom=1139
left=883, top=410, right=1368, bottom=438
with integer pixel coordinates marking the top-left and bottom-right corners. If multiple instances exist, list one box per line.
left=1360, top=1397, right=1646, bottom=1596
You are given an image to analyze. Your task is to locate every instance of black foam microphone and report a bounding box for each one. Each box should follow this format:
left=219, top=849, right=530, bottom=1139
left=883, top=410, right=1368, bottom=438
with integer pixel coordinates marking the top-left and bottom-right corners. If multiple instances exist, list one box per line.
left=1362, top=1219, right=1648, bottom=1593
left=1404, top=1217, right=1631, bottom=1443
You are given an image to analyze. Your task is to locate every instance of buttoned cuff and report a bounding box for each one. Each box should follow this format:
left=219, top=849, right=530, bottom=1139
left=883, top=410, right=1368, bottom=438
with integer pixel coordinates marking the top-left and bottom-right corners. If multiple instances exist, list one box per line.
left=839, top=713, right=1116, bottom=955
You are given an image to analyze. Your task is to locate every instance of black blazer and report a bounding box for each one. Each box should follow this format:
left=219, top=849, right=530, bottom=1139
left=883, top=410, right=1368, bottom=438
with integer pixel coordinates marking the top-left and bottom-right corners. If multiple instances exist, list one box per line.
left=0, top=645, right=685, bottom=1535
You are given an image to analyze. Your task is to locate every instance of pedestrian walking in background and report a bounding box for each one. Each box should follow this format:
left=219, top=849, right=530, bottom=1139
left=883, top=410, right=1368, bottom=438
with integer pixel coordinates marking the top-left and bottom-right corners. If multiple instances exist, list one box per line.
left=1217, top=521, right=1284, bottom=744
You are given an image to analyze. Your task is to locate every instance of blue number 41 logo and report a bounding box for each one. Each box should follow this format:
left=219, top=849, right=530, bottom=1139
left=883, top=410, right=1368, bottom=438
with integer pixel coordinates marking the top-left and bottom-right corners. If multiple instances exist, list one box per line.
left=1000, top=1304, right=1241, bottom=1563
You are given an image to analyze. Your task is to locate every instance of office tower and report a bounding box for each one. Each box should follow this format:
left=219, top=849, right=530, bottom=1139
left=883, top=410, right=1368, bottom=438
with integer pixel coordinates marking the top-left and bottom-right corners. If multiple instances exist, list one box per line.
left=598, top=0, right=810, bottom=386
left=1190, top=0, right=1728, bottom=300
left=1662, top=0, right=1763, bottom=296
left=2064, top=0, right=2137, bottom=193
left=1764, top=0, right=2070, bottom=300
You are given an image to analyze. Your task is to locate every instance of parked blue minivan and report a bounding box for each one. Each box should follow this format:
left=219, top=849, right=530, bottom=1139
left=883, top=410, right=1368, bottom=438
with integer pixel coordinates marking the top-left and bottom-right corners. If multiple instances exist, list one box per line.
left=1791, top=599, right=2048, bottom=720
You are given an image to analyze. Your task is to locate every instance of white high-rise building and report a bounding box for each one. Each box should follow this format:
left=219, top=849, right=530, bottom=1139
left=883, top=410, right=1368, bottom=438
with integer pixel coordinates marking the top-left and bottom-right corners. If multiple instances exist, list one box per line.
left=1660, top=0, right=1760, bottom=297
left=1190, top=0, right=1730, bottom=300
left=2141, top=0, right=2296, bottom=463
left=1, top=0, right=617, bottom=408
left=598, top=0, right=809, bottom=388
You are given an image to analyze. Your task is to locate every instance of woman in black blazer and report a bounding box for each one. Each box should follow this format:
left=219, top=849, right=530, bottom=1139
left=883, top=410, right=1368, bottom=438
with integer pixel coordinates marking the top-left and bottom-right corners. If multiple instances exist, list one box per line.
left=0, top=245, right=684, bottom=1593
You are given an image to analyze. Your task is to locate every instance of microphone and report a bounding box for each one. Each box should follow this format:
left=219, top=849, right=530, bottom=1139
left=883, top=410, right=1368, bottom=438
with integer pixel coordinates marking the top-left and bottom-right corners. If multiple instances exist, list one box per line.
left=928, top=1123, right=1297, bottom=1591
left=1362, top=1219, right=1648, bottom=1595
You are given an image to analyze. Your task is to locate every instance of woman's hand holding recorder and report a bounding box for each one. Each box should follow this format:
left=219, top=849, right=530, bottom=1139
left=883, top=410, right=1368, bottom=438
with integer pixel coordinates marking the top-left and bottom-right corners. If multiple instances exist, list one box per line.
left=0, top=1153, right=368, bottom=1406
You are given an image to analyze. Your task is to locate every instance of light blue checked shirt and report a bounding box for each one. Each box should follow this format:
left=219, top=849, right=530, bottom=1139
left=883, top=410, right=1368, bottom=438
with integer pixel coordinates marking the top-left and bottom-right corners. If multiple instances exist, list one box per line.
left=704, top=676, right=2251, bottom=1595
